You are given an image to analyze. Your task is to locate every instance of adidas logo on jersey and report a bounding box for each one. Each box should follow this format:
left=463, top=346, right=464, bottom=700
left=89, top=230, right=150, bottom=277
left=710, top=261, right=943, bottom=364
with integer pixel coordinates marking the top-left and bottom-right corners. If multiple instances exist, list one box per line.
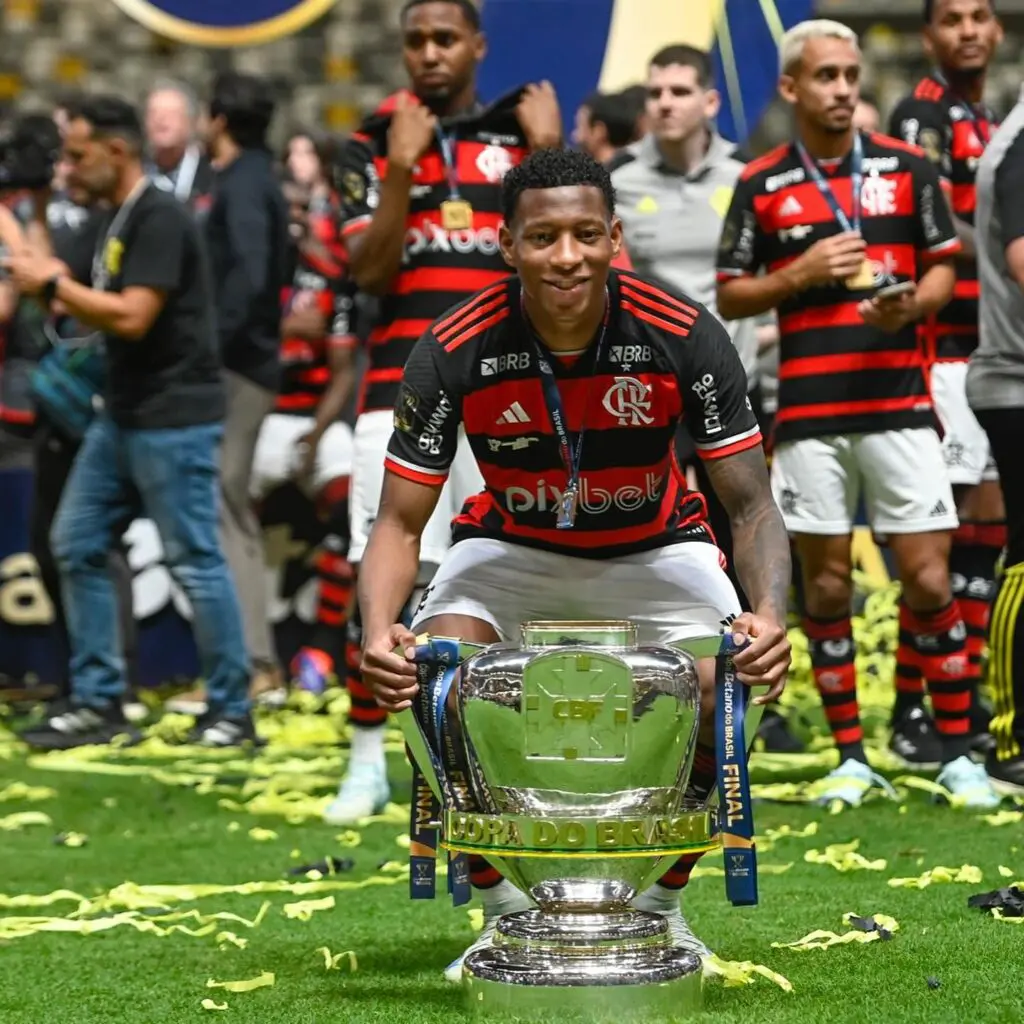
left=496, top=402, right=531, bottom=425
left=778, top=195, right=803, bottom=217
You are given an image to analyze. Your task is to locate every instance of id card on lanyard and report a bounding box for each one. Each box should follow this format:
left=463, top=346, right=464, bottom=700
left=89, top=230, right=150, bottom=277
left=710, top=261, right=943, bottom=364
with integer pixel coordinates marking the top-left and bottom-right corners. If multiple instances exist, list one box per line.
left=794, top=133, right=873, bottom=290
left=91, top=178, right=150, bottom=293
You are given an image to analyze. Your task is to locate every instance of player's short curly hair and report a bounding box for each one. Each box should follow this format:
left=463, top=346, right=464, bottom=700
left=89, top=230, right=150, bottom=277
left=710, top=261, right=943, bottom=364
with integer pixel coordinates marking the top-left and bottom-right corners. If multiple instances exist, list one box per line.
left=501, top=148, right=617, bottom=225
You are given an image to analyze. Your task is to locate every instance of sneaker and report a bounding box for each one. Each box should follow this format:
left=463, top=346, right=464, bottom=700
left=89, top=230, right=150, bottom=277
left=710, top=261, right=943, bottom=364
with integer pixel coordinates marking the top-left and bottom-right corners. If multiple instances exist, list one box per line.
left=814, top=758, right=897, bottom=808
left=323, top=761, right=390, bottom=826
left=755, top=709, right=805, bottom=754
left=889, top=706, right=943, bottom=769
left=986, top=751, right=1024, bottom=796
left=185, top=711, right=260, bottom=748
left=444, top=915, right=499, bottom=984
left=249, top=663, right=288, bottom=709
left=935, top=755, right=1002, bottom=809
left=632, top=884, right=711, bottom=958
left=19, top=699, right=138, bottom=751
left=443, top=881, right=532, bottom=984
left=291, top=648, right=334, bottom=696
left=164, top=685, right=209, bottom=716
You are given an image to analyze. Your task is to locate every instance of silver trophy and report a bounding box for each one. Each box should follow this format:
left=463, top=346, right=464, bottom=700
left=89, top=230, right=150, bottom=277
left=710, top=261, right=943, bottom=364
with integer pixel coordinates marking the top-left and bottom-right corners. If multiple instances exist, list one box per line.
left=398, top=620, right=750, bottom=1021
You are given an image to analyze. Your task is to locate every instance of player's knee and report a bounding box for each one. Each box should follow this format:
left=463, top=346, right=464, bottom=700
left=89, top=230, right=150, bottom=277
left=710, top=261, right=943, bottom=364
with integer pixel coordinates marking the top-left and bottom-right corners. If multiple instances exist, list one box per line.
left=901, top=557, right=952, bottom=610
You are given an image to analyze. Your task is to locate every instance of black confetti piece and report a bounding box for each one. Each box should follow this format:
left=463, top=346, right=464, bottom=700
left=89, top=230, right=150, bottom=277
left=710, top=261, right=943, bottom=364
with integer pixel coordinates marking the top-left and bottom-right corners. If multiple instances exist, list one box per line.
left=967, top=886, right=1024, bottom=917
left=287, top=856, right=354, bottom=877
left=926, top=977, right=941, bottom=990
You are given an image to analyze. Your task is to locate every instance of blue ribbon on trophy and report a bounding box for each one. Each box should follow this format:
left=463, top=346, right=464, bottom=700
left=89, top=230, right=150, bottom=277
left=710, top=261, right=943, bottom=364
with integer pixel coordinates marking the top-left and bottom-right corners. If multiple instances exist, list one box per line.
left=407, top=638, right=471, bottom=906
left=714, top=633, right=759, bottom=907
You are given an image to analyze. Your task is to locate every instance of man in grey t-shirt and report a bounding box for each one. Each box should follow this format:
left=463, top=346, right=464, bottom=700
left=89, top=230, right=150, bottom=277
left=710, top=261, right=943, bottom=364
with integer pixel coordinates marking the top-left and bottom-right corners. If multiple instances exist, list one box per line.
left=969, top=84, right=1024, bottom=794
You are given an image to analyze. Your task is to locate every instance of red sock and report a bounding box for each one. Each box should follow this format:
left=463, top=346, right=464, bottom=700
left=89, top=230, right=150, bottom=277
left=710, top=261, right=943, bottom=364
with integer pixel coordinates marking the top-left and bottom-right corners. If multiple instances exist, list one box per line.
left=468, top=854, right=503, bottom=889
left=905, top=600, right=971, bottom=758
left=346, top=606, right=387, bottom=729
left=658, top=852, right=705, bottom=890
left=313, top=549, right=352, bottom=630
left=803, top=615, right=863, bottom=761
left=893, top=599, right=926, bottom=712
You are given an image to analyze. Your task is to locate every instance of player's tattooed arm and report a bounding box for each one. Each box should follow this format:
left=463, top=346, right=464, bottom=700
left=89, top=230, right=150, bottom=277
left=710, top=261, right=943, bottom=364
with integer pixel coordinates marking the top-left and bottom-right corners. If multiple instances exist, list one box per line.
left=703, top=445, right=791, bottom=624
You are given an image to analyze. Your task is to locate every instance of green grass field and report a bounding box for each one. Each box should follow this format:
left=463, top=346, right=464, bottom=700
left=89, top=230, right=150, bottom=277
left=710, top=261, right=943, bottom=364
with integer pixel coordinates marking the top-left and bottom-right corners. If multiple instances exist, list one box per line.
left=1, top=701, right=1022, bottom=1024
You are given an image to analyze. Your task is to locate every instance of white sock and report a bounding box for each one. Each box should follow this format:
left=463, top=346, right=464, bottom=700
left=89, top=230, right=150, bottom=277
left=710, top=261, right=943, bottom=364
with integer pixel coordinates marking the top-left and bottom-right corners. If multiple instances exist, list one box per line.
left=348, top=724, right=386, bottom=768
left=477, top=879, right=530, bottom=917
left=634, top=882, right=680, bottom=913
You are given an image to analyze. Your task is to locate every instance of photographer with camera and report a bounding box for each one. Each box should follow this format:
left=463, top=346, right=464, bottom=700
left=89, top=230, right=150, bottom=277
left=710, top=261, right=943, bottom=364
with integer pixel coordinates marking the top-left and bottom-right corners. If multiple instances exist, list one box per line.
left=4, top=95, right=253, bottom=750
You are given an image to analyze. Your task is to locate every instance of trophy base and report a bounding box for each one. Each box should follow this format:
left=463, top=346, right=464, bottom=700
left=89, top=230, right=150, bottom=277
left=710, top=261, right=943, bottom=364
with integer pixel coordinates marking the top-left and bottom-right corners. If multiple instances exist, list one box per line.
left=462, top=910, right=703, bottom=1022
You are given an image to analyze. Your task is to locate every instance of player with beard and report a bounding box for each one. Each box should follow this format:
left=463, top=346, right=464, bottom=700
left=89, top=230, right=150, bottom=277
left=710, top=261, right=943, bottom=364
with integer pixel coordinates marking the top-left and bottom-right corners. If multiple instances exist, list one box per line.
left=717, top=20, right=1001, bottom=808
left=325, top=0, right=564, bottom=825
left=359, top=147, right=790, bottom=978
left=888, top=0, right=1004, bottom=766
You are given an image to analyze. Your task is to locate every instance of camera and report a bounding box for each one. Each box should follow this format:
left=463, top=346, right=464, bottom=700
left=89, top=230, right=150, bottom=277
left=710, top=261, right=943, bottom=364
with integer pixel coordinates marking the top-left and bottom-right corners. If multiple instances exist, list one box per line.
left=0, top=114, right=61, bottom=190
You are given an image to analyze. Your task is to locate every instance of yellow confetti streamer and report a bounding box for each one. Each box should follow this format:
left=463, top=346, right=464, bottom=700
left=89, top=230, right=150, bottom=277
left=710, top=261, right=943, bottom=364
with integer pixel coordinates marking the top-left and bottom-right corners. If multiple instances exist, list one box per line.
left=992, top=909, right=1024, bottom=924
left=57, top=831, right=88, bottom=848
left=703, top=955, right=793, bottom=992
left=216, top=931, right=249, bottom=950
left=282, top=895, right=335, bottom=921
left=467, top=908, right=484, bottom=933
left=984, top=811, right=1023, bottom=827
left=887, top=865, right=983, bottom=889
left=316, top=946, right=358, bottom=971
left=334, top=830, right=362, bottom=848
left=0, top=811, right=52, bottom=831
left=998, top=866, right=1015, bottom=878
left=772, top=914, right=899, bottom=952
left=201, top=999, right=229, bottom=1011
left=0, top=782, right=56, bottom=802
left=804, top=841, right=887, bottom=873
left=206, top=971, right=275, bottom=993
left=248, top=827, right=278, bottom=842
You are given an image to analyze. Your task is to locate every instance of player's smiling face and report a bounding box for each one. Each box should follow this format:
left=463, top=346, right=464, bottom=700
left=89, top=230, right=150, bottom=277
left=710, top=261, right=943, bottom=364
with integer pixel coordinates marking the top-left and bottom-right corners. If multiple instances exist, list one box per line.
left=500, top=185, right=622, bottom=320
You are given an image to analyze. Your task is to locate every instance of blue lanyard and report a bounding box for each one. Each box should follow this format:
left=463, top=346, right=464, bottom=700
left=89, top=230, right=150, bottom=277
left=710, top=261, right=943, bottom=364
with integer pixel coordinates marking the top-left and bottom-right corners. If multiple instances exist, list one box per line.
left=933, top=71, right=992, bottom=147
left=435, top=125, right=462, bottom=200
left=714, top=633, right=758, bottom=907
left=795, top=132, right=862, bottom=234
left=522, top=293, right=610, bottom=529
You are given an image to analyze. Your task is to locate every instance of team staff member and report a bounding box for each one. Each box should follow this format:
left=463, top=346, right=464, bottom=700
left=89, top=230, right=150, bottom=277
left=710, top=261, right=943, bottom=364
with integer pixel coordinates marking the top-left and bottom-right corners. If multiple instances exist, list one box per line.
left=969, top=84, right=1024, bottom=793
left=572, top=90, right=642, bottom=167
left=4, top=96, right=251, bottom=749
left=204, top=72, right=290, bottom=700
left=613, top=44, right=759, bottom=601
left=144, top=80, right=214, bottom=213
left=888, top=0, right=1004, bottom=758
left=360, top=149, right=790, bottom=979
left=326, top=0, right=563, bottom=825
left=716, top=20, right=999, bottom=809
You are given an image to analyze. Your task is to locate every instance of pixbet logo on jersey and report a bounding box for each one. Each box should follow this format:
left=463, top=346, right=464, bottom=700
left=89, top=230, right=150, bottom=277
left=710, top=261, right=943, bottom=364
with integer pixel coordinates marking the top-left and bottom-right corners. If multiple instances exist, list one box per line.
left=403, top=220, right=500, bottom=261
left=505, top=472, right=664, bottom=516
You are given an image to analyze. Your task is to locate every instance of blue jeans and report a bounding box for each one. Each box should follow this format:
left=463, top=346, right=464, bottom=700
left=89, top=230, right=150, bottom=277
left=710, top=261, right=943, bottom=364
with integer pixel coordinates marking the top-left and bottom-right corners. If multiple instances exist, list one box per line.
left=52, top=415, right=251, bottom=716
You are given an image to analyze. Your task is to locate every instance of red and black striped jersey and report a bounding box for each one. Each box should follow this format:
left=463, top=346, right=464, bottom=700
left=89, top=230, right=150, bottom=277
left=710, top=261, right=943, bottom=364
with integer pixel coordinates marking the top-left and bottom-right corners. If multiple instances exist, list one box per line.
left=276, top=242, right=357, bottom=418
left=889, top=75, right=997, bottom=361
left=385, top=270, right=762, bottom=560
left=716, top=131, right=959, bottom=444
left=336, top=90, right=531, bottom=415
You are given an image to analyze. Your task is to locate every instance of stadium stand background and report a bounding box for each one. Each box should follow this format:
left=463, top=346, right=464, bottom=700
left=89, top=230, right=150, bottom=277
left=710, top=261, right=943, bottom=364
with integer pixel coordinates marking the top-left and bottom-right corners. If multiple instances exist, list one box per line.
left=0, top=0, right=1023, bottom=147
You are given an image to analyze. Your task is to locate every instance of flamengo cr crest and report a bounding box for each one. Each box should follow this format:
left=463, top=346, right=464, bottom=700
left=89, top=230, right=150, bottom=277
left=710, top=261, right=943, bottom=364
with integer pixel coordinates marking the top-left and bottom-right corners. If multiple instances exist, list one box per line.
left=602, top=377, right=654, bottom=426
left=476, top=144, right=515, bottom=183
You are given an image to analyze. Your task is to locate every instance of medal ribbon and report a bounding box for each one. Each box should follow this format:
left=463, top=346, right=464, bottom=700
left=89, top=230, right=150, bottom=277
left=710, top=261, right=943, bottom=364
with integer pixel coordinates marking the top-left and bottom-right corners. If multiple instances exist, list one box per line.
left=522, top=293, right=610, bottom=529
left=435, top=125, right=462, bottom=201
left=795, top=131, right=862, bottom=234
left=714, top=633, right=759, bottom=907
left=933, top=72, right=993, bottom=147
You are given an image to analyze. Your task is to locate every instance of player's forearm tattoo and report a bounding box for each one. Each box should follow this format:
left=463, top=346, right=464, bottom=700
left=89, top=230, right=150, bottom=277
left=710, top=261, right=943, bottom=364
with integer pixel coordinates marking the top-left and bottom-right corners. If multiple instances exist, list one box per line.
left=704, top=446, right=791, bottom=622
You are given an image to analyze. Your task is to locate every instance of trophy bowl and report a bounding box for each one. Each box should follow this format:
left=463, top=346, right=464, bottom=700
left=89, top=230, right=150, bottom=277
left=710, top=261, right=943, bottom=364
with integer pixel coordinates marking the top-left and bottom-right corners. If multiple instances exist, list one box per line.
left=400, top=620, right=721, bottom=1022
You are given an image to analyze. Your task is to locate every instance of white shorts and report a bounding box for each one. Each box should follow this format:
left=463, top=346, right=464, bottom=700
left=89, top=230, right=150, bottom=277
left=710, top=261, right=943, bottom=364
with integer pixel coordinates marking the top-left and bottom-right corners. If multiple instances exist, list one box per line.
left=411, top=537, right=741, bottom=646
left=250, top=414, right=353, bottom=501
left=930, top=361, right=999, bottom=486
left=348, top=408, right=484, bottom=568
left=771, top=428, right=959, bottom=536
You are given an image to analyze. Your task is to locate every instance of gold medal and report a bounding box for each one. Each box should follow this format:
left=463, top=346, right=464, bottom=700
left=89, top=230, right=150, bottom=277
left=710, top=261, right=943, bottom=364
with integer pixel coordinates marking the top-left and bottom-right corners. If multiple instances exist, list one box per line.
left=845, top=258, right=875, bottom=291
left=440, top=199, right=473, bottom=231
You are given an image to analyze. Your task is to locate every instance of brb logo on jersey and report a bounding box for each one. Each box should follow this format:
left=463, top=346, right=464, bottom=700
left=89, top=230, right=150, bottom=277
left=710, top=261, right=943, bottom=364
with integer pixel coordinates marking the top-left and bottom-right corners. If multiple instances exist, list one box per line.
left=109, top=0, right=336, bottom=46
